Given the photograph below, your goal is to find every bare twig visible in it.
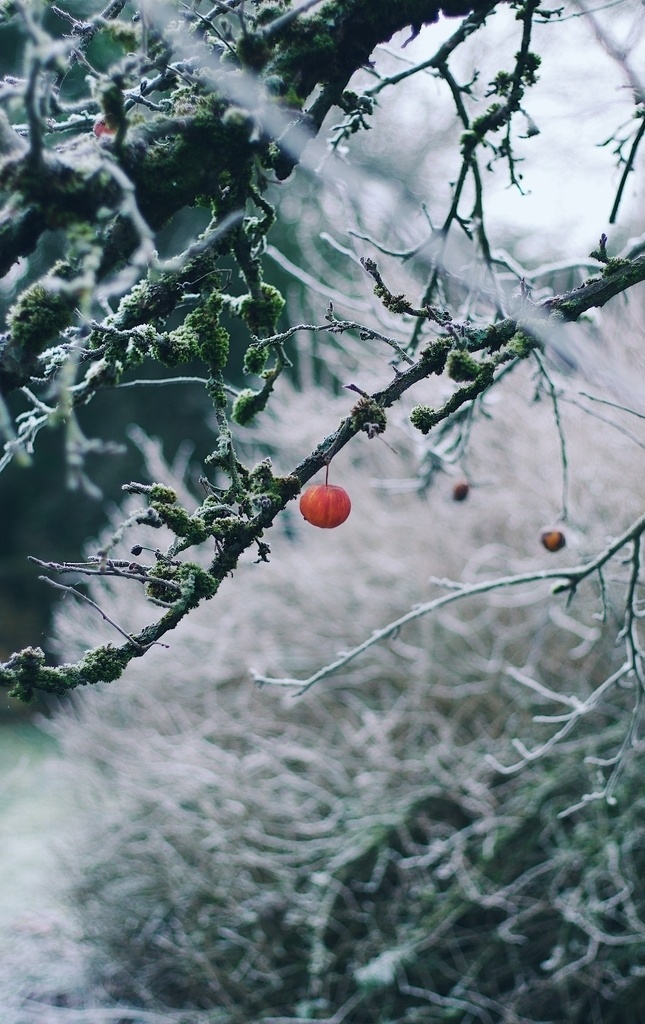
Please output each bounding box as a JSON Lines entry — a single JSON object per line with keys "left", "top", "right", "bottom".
{"left": 254, "top": 510, "right": 645, "bottom": 693}
{"left": 38, "top": 576, "right": 148, "bottom": 650}
{"left": 533, "top": 350, "right": 569, "bottom": 522}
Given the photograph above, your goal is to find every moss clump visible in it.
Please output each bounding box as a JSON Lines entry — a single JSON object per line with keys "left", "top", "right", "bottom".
{"left": 145, "top": 562, "right": 182, "bottom": 603}
{"left": 206, "top": 376, "right": 228, "bottom": 410}
{"left": 145, "top": 561, "right": 219, "bottom": 606}
{"left": 602, "top": 257, "right": 631, "bottom": 275}
{"left": 410, "top": 405, "right": 440, "bottom": 435}
{"left": 90, "top": 322, "right": 156, "bottom": 369}
{"left": 148, "top": 486, "right": 215, "bottom": 544}
{"left": 248, "top": 460, "right": 300, "bottom": 506}
{"left": 273, "top": 474, "right": 301, "bottom": 503}
{"left": 170, "top": 292, "right": 230, "bottom": 372}
{"left": 481, "top": 318, "right": 523, "bottom": 353}
{"left": 151, "top": 329, "right": 197, "bottom": 366}
{"left": 8, "top": 283, "right": 76, "bottom": 356}
{"left": 510, "top": 330, "right": 537, "bottom": 358}
{"left": 267, "top": 11, "right": 338, "bottom": 103}
{"left": 447, "top": 350, "right": 482, "bottom": 383}
{"left": 221, "top": 106, "right": 255, "bottom": 134}
{"left": 198, "top": 327, "right": 229, "bottom": 371}
{"left": 126, "top": 93, "right": 257, "bottom": 227}
{"left": 239, "top": 283, "right": 285, "bottom": 336}
{"left": 351, "top": 397, "right": 387, "bottom": 436}
{"left": 254, "top": 1, "right": 290, "bottom": 27}
{"left": 419, "top": 338, "right": 450, "bottom": 374}
{"left": 243, "top": 343, "right": 270, "bottom": 375}
{"left": 248, "top": 457, "right": 275, "bottom": 492}
{"left": 80, "top": 644, "right": 133, "bottom": 684}
{"left": 149, "top": 485, "right": 178, "bottom": 504}
{"left": 3, "top": 646, "right": 47, "bottom": 702}
{"left": 2, "top": 644, "right": 130, "bottom": 700}
{"left": 232, "top": 387, "right": 268, "bottom": 425}
{"left": 151, "top": 500, "right": 210, "bottom": 544}
{"left": 162, "top": 508, "right": 210, "bottom": 543}
{"left": 177, "top": 562, "right": 218, "bottom": 605}
{"left": 236, "top": 32, "right": 272, "bottom": 71}
{"left": 375, "top": 286, "right": 412, "bottom": 315}
{"left": 246, "top": 458, "right": 298, "bottom": 501}
{"left": 209, "top": 515, "right": 254, "bottom": 546}
{"left": 200, "top": 496, "right": 236, "bottom": 527}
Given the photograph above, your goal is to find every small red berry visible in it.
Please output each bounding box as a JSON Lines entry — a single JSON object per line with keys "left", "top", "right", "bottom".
{"left": 452, "top": 480, "right": 469, "bottom": 502}
{"left": 299, "top": 483, "right": 351, "bottom": 529}
{"left": 541, "top": 529, "right": 566, "bottom": 552}
{"left": 93, "top": 118, "right": 114, "bottom": 138}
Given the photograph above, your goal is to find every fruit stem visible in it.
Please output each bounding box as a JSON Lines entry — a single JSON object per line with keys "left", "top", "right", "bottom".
{"left": 325, "top": 462, "right": 329, "bottom": 486}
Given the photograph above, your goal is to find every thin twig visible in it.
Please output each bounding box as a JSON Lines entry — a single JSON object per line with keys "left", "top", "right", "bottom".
{"left": 255, "top": 317, "right": 415, "bottom": 365}
{"left": 254, "top": 510, "right": 645, "bottom": 693}
{"left": 365, "top": 4, "right": 496, "bottom": 97}
{"left": 578, "top": 389, "right": 645, "bottom": 420}
{"left": 533, "top": 350, "right": 569, "bottom": 521}
{"left": 38, "top": 576, "right": 148, "bottom": 650}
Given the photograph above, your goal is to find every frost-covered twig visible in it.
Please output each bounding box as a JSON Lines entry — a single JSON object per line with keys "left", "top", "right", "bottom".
{"left": 38, "top": 576, "right": 149, "bottom": 651}
{"left": 255, "top": 510, "right": 645, "bottom": 694}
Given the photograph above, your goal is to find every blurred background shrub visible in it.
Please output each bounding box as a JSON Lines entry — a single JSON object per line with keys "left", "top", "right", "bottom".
{"left": 3, "top": 346, "right": 645, "bottom": 1021}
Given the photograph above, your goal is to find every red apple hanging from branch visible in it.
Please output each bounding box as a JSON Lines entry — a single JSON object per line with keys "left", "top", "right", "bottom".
{"left": 299, "top": 464, "right": 351, "bottom": 529}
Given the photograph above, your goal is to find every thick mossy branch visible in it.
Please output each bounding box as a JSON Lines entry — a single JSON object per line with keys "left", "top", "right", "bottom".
{"left": 266, "top": 0, "right": 485, "bottom": 119}
{"left": 0, "top": 0, "right": 630, "bottom": 401}
{"left": 119, "top": 104, "right": 257, "bottom": 229}
{"left": 0, "top": 101, "right": 260, "bottom": 394}
{"left": 543, "top": 255, "right": 645, "bottom": 318}
{"left": 0, "top": 0, "right": 491, "bottom": 285}
{"left": 4, "top": 232, "right": 645, "bottom": 700}
{"left": 410, "top": 364, "right": 495, "bottom": 434}
{"left": 0, "top": 643, "right": 135, "bottom": 704}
